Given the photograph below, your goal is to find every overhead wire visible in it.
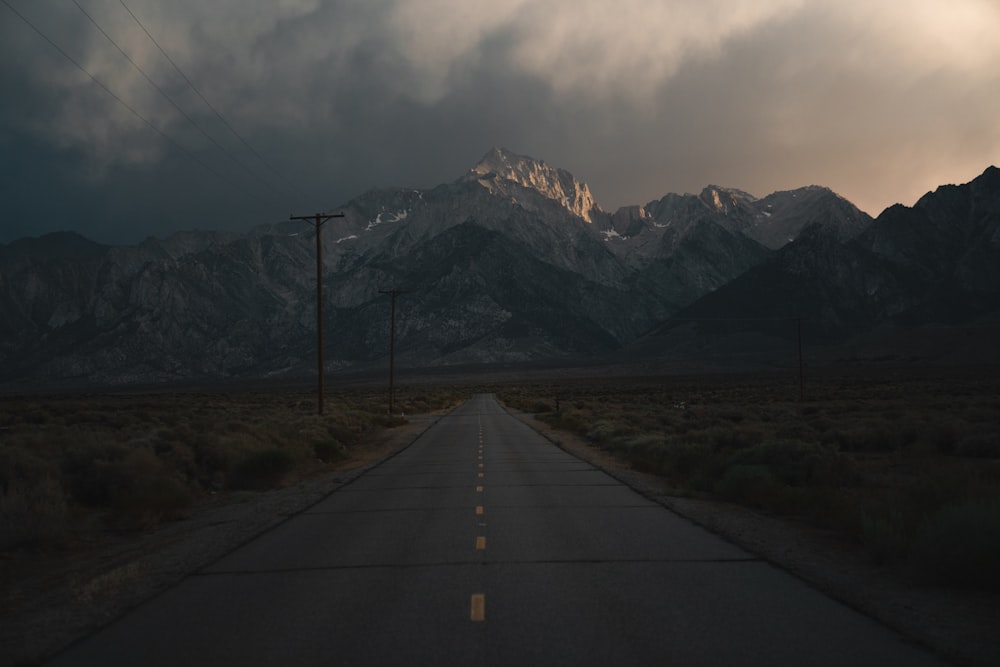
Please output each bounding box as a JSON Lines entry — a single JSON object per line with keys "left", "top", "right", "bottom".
{"left": 0, "top": 0, "right": 282, "bottom": 212}
{"left": 666, "top": 317, "right": 803, "bottom": 322}
{"left": 117, "top": 0, "right": 310, "bottom": 201}
{"left": 70, "top": 0, "right": 289, "bottom": 205}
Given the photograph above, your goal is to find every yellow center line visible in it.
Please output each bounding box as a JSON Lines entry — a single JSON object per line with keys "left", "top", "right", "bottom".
{"left": 475, "top": 536, "right": 486, "bottom": 550}
{"left": 470, "top": 594, "right": 486, "bottom": 622}
{"left": 476, "top": 485, "right": 484, "bottom": 492}
{"left": 475, "top": 505, "right": 484, "bottom": 515}
{"left": 478, "top": 472, "right": 484, "bottom": 478}
{"left": 478, "top": 463, "right": 484, "bottom": 469}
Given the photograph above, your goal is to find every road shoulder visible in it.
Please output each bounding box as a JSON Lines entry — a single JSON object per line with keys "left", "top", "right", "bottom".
{"left": 1, "top": 414, "right": 440, "bottom": 665}
{"left": 505, "top": 406, "right": 1000, "bottom": 667}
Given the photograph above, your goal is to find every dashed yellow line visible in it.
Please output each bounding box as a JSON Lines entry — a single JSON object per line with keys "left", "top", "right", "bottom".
{"left": 472, "top": 415, "right": 487, "bottom": 625}
{"left": 470, "top": 594, "right": 486, "bottom": 622}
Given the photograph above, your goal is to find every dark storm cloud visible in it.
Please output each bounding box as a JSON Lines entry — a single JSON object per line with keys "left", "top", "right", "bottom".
{"left": 2, "top": 0, "right": 998, "bottom": 243}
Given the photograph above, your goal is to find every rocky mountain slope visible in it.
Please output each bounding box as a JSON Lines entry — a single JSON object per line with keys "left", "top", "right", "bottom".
{"left": 630, "top": 166, "right": 1000, "bottom": 366}
{"left": 4, "top": 149, "right": 992, "bottom": 386}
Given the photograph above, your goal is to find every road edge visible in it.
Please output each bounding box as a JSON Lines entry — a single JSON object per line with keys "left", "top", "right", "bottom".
{"left": 500, "top": 402, "right": 998, "bottom": 667}
{"left": 10, "top": 410, "right": 452, "bottom": 666}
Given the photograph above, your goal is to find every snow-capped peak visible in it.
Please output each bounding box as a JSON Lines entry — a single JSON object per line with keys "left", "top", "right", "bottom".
{"left": 463, "top": 147, "right": 602, "bottom": 223}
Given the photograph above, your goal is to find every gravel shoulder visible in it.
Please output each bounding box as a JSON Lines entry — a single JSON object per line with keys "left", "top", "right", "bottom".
{"left": 4, "top": 408, "right": 998, "bottom": 666}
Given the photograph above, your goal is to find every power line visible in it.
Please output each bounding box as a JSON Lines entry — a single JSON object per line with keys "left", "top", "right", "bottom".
{"left": 71, "top": 0, "right": 288, "bottom": 204}
{"left": 666, "top": 316, "right": 802, "bottom": 322}
{"left": 118, "top": 0, "right": 309, "bottom": 200}
{"left": 1, "top": 0, "right": 274, "bottom": 210}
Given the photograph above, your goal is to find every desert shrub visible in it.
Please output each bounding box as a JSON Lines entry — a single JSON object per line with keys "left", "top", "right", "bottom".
{"left": 94, "top": 448, "right": 196, "bottom": 529}
{"left": 806, "top": 489, "right": 864, "bottom": 534}
{"left": 907, "top": 500, "right": 1000, "bottom": 590}
{"left": 119, "top": 447, "right": 162, "bottom": 479}
{"left": 374, "top": 414, "right": 408, "bottom": 428}
{"left": 916, "top": 419, "right": 960, "bottom": 454}
{"left": 191, "top": 435, "right": 234, "bottom": 482}
{"left": 714, "top": 464, "right": 783, "bottom": 507}
{"left": 325, "top": 419, "right": 363, "bottom": 448}
{"left": 717, "top": 408, "right": 749, "bottom": 423}
{"left": 824, "top": 424, "right": 899, "bottom": 452}
{"left": 313, "top": 438, "right": 346, "bottom": 462}
{"left": 0, "top": 445, "right": 53, "bottom": 490}
{"left": 896, "top": 474, "right": 971, "bottom": 521}
{"left": 225, "top": 420, "right": 251, "bottom": 433}
{"left": 955, "top": 433, "right": 1000, "bottom": 459}
{"left": 773, "top": 421, "right": 814, "bottom": 441}
{"left": 587, "top": 420, "right": 630, "bottom": 447}
{"left": 112, "top": 475, "right": 194, "bottom": 529}
{"left": 803, "top": 415, "right": 832, "bottom": 433}
{"left": 705, "top": 426, "right": 764, "bottom": 451}
{"left": 622, "top": 434, "right": 669, "bottom": 473}
{"left": 860, "top": 507, "right": 910, "bottom": 565}
{"left": 530, "top": 400, "right": 553, "bottom": 414}
{"left": 1, "top": 476, "right": 68, "bottom": 549}
{"left": 161, "top": 442, "right": 198, "bottom": 481}
{"left": 544, "top": 409, "right": 589, "bottom": 434}
{"left": 0, "top": 447, "right": 68, "bottom": 548}
{"left": 962, "top": 405, "right": 1000, "bottom": 424}
{"left": 663, "top": 440, "right": 716, "bottom": 480}
{"left": 227, "top": 448, "right": 295, "bottom": 490}
{"left": 64, "top": 449, "right": 132, "bottom": 507}
{"left": 727, "top": 440, "right": 857, "bottom": 487}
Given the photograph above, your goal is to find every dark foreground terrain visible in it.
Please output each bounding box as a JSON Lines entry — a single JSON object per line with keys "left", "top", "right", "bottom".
{"left": 1, "top": 366, "right": 998, "bottom": 664}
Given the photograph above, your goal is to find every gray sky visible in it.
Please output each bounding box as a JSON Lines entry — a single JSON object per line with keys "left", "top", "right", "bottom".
{"left": 2, "top": 0, "right": 998, "bottom": 244}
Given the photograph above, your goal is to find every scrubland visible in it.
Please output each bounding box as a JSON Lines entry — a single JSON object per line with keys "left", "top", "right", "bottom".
{"left": 4, "top": 369, "right": 999, "bottom": 594}
{"left": 497, "top": 369, "right": 1000, "bottom": 591}
{"left": 0, "top": 387, "right": 461, "bottom": 551}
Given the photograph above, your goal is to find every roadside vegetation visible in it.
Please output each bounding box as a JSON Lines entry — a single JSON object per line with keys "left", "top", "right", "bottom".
{"left": 497, "top": 370, "right": 1000, "bottom": 591}
{"left": 0, "top": 386, "right": 461, "bottom": 551}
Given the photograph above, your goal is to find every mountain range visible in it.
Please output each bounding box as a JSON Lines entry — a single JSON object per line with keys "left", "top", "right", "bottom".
{"left": 1, "top": 148, "right": 998, "bottom": 387}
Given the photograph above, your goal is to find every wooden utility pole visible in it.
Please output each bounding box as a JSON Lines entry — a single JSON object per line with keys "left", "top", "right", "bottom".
{"left": 379, "top": 288, "right": 410, "bottom": 415}
{"left": 290, "top": 212, "right": 344, "bottom": 415}
{"left": 796, "top": 317, "right": 804, "bottom": 401}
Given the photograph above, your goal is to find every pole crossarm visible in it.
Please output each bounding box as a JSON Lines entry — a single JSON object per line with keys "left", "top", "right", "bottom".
{"left": 291, "top": 211, "right": 345, "bottom": 416}
{"left": 289, "top": 212, "right": 345, "bottom": 225}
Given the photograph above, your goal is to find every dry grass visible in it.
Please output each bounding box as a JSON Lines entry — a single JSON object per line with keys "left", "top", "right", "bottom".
{"left": 0, "top": 386, "right": 461, "bottom": 551}
{"left": 497, "top": 369, "right": 1000, "bottom": 590}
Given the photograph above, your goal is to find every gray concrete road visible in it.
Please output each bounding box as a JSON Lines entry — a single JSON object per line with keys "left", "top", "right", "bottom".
{"left": 49, "top": 394, "right": 948, "bottom": 666}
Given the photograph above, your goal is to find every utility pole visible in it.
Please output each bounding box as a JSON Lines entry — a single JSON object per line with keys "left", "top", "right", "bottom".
{"left": 379, "top": 288, "right": 410, "bottom": 415}
{"left": 290, "top": 211, "right": 344, "bottom": 415}
{"left": 796, "top": 317, "right": 804, "bottom": 401}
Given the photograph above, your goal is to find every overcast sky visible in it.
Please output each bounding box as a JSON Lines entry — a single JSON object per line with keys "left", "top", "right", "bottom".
{"left": 2, "top": 0, "right": 998, "bottom": 244}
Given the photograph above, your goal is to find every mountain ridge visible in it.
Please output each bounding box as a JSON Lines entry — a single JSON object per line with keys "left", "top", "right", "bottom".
{"left": 1, "top": 153, "right": 996, "bottom": 386}
{"left": 626, "top": 164, "right": 1000, "bottom": 367}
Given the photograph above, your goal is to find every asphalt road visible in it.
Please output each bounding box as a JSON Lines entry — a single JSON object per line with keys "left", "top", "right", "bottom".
{"left": 50, "top": 394, "right": 947, "bottom": 666}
